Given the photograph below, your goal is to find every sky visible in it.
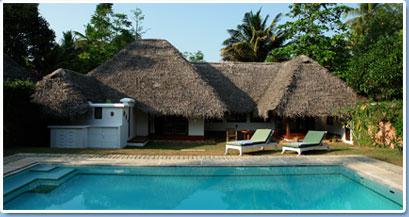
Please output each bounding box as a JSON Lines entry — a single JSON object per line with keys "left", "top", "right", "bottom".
{"left": 38, "top": 3, "right": 355, "bottom": 62}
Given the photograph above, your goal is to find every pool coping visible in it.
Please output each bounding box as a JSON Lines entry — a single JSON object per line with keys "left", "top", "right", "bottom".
{"left": 3, "top": 153, "right": 403, "bottom": 191}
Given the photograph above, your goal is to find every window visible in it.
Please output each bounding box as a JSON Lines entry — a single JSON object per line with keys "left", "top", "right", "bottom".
{"left": 110, "top": 111, "right": 115, "bottom": 117}
{"left": 94, "top": 107, "right": 102, "bottom": 119}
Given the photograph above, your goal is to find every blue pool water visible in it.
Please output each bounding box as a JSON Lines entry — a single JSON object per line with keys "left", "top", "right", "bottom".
{"left": 3, "top": 165, "right": 403, "bottom": 210}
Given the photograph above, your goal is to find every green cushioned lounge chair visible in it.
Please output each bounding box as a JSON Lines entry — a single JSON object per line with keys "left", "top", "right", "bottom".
{"left": 281, "top": 130, "right": 329, "bottom": 155}
{"left": 225, "top": 129, "right": 277, "bottom": 156}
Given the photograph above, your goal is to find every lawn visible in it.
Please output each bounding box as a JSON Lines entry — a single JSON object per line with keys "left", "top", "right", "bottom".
{"left": 4, "top": 140, "right": 403, "bottom": 166}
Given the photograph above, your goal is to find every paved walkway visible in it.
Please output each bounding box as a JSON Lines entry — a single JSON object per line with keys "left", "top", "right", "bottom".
{"left": 3, "top": 153, "right": 403, "bottom": 191}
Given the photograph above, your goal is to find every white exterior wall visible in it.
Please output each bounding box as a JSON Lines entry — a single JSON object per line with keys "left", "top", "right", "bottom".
{"left": 135, "top": 110, "right": 149, "bottom": 136}
{"left": 341, "top": 126, "right": 353, "bottom": 144}
{"left": 119, "top": 124, "right": 128, "bottom": 147}
{"left": 128, "top": 107, "right": 136, "bottom": 139}
{"left": 50, "top": 100, "right": 135, "bottom": 149}
{"left": 85, "top": 107, "right": 124, "bottom": 126}
{"left": 87, "top": 126, "right": 121, "bottom": 148}
{"left": 49, "top": 126, "right": 88, "bottom": 148}
{"left": 188, "top": 119, "right": 204, "bottom": 136}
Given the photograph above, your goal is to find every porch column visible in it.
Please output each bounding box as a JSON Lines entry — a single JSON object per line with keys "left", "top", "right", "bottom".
{"left": 188, "top": 118, "right": 204, "bottom": 136}
{"left": 284, "top": 118, "right": 291, "bottom": 138}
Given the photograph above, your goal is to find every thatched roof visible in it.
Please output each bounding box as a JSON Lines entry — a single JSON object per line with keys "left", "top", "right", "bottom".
{"left": 32, "top": 68, "right": 119, "bottom": 120}
{"left": 33, "top": 39, "right": 357, "bottom": 119}
{"left": 195, "top": 55, "right": 357, "bottom": 118}
{"left": 3, "top": 55, "right": 36, "bottom": 82}
{"left": 194, "top": 62, "right": 281, "bottom": 114}
{"left": 258, "top": 55, "right": 357, "bottom": 118}
{"left": 88, "top": 39, "right": 226, "bottom": 118}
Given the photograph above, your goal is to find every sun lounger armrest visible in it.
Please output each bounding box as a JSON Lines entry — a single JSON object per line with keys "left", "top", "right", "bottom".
{"left": 284, "top": 142, "right": 303, "bottom": 148}
{"left": 227, "top": 140, "right": 253, "bottom": 146}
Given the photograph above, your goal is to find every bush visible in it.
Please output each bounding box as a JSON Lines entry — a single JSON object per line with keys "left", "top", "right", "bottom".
{"left": 4, "top": 80, "right": 49, "bottom": 147}
{"left": 340, "top": 31, "right": 403, "bottom": 100}
{"left": 339, "top": 100, "right": 403, "bottom": 150}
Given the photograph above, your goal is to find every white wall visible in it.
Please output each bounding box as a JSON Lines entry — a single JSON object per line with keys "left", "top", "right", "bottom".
{"left": 119, "top": 124, "right": 128, "bottom": 147}
{"left": 135, "top": 109, "right": 149, "bottom": 136}
{"left": 341, "top": 126, "right": 353, "bottom": 144}
{"left": 85, "top": 107, "right": 124, "bottom": 126}
{"left": 49, "top": 127, "right": 88, "bottom": 148}
{"left": 129, "top": 107, "right": 136, "bottom": 138}
{"left": 188, "top": 118, "right": 204, "bottom": 136}
{"left": 87, "top": 126, "right": 121, "bottom": 148}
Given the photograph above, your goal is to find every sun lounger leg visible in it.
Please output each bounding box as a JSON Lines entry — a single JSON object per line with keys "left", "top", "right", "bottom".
{"left": 224, "top": 148, "right": 228, "bottom": 155}
{"left": 239, "top": 148, "right": 243, "bottom": 156}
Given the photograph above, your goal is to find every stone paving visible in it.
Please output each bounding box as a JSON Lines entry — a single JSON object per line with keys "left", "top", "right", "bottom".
{"left": 3, "top": 153, "right": 404, "bottom": 191}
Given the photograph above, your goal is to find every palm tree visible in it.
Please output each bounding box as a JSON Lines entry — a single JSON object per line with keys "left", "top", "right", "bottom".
{"left": 221, "top": 9, "right": 285, "bottom": 62}
{"left": 347, "top": 3, "right": 381, "bottom": 36}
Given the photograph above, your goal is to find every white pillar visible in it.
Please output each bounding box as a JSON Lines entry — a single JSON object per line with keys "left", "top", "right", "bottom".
{"left": 188, "top": 118, "right": 204, "bottom": 136}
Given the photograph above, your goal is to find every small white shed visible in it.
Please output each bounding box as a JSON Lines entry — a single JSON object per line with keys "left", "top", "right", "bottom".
{"left": 49, "top": 98, "right": 136, "bottom": 148}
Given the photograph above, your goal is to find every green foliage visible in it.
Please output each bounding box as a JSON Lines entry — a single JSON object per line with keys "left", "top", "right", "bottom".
{"left": 72, "top": 4, "right": 132, "bottom": 73}
{"left": 339, "top": 100, "right": 403, "bottom": 149}
{"left": 339, "top": 4, "right": 403, "bottom": 100}
{"left": 4, "top": 80, "right": 48, "bottom": 147}
{"left": 131, "top": 8, "right": 147, "bottom": 40}
{"left": 52, "top": 31, "right": 83, "bottom": 72}
{"left": 269, "top": 3, "right": 351, "bottom": 71}
{"left": 221, "top": 9, "right": 285, "bottom": 62}
{"left": 339, "top": 31, "right": 403, "bottom": 100}
{"left": 59, "top": 4, "right": 146, "bottom": 73}
{"left": 183, "top": 51, "right": 204, "bottom": 62}
{"left": 4, "top": 79, "right": 35, "bottom": 90}
{"left": 4, "top": 3, "right": 57, "bottom": 76}
{"left": 346, "top": 3, "right": 381, "bottom": 41}
{"left": 348, "top": 4, "right": 403, "bottom": 46}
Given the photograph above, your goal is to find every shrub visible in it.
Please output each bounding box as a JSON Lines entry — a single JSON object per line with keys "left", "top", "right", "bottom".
{"left": 339, "top": 100, "right": 403, "bottom": 150}
{"left": 4, "top": 79, "right": 48, "bottom": 147}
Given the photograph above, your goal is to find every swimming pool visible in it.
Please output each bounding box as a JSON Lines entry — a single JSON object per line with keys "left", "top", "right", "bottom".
{"left": 3, "top": 164, "right": 403, "bottom": 210}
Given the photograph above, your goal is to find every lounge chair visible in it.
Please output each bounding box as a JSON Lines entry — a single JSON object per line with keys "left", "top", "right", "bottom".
{"left": 281, "top": 130, "right": 329, "bottom": 155}
{"left": 225, "top": 129, "right": 277, "bottom": 156}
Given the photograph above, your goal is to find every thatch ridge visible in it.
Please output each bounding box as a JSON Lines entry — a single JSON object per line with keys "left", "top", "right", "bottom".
{"left": 256, "top": 56, "right": 306, "bottom": 118}
{"left": 272, "top": 55, "right": 358, "bottom": 117}
{"left": 88, "top": 39, "right": 227, "bottom": 118}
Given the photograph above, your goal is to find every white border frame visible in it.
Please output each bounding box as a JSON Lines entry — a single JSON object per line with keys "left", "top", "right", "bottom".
{"left": 0, "top": 0, "right": 406, "bottom": 214}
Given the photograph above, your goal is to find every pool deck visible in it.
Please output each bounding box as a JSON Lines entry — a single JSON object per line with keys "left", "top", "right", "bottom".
{"left": 3, "top": 153, "right": 404, "bottom": 191}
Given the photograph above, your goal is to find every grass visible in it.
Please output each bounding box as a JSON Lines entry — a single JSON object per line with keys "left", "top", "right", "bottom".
{"left": 4, "top": 140, "right": 403, "bottom": 166}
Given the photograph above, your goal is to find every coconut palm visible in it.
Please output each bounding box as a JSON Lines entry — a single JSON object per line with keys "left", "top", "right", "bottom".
{"left": 347, "top": 3, "right": 381, "bottom": 36}
{"left": 221, "top": 9, "right": 285, "bottom": 62}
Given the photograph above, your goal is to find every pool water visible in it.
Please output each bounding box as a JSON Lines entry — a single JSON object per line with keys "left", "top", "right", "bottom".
{"left": 3, "top": 165, "right": 403, "bottom": 210}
